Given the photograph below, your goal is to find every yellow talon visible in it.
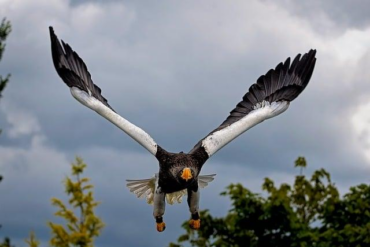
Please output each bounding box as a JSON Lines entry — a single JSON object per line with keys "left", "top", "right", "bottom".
{"left": 189, "top": 219, "right": 201, "bottom": 230}
{"left": 156, "top": 222, "right": 166, "bottom": 232}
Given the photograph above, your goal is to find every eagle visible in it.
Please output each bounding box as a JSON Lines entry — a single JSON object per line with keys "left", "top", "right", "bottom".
{"left": 49, "top": 27, "right": 316, "bottom": 232}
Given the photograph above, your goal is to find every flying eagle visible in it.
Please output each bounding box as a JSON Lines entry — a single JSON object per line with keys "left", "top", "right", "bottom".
{"left": 49, "top": 27, "right": 316, "bottom": 232}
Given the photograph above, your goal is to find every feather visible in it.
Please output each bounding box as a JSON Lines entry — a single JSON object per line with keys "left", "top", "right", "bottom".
{"left": 198, "top": 174, "right": 216, "bottom": 188}
{"left": 50, "top": 27, "right": 158, "bottom": 156}
{"left": 126, "top": 175, "right": 157, "bottom": 204}
{"left": 50, "top": 27, "right": 114, "bottom": 111}
{"left": 125, "top": 173, "right": 216, "bottom": 205}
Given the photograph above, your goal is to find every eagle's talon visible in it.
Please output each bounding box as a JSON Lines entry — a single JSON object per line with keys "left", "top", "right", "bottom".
{"left": 156, "top": 222, "right": 166, "bottom": 232}
{"left": 189, "top": 219, "right": 201, "bottom": 230}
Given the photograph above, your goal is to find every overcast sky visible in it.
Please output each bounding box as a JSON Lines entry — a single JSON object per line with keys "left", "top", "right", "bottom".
{"left": 1, "top": 0, "right": 370, "bottom": 246}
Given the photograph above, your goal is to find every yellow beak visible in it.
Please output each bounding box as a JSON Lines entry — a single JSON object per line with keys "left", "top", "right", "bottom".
{"left": 181, "top": 168, "right": 193, "bottom": 181}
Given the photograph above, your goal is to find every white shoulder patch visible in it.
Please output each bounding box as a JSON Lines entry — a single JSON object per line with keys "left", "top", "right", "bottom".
{"left": 70, "top": 87, "right": 158, "bottom": 156}
{"left": 202, "top": 101, "right": 289, "bottom": 157}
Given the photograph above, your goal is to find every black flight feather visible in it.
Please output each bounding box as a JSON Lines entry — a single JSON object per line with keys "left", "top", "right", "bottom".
{"left": 49, "top": 26, "right": 114, "bottom": 111}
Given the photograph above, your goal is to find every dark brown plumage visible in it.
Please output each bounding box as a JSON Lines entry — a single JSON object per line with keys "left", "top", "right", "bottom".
{"left": 155, "top": 146, "right": 208, "bottom": 193}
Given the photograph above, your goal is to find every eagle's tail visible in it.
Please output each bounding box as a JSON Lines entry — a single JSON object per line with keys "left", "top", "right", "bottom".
{"left": 126, "top": 174, "right": 216, "bottom": 205}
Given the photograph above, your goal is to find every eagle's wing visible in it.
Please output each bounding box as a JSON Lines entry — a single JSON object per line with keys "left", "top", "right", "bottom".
{"left": 49, "top": 27, "right": 158, "bottom": 156}
{"left": 189, "top": 50, "right": 316, "bottom": 158}
{"left": 126, "top": 174, "right": 216, "bottom": 205}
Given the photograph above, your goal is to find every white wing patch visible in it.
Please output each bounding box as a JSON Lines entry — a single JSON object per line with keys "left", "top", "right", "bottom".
{"left": 70, "top": 87, "right": 158, "bottom": 156}
{"left": 202, "top": 101, "right": 289, "bottom": 157}
{"left": 126, "top": 174, "right": 216, "bottom": 205}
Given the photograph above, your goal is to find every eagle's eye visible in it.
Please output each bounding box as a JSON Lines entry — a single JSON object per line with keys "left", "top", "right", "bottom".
{"left": 180, "top": 168, "right": 193, "bottom": 181}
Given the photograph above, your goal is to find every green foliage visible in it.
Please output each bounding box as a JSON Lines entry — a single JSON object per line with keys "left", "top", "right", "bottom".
{"left": 0, "top": 18, "right": 11, "bottom": 99}
{"left": 0, "top": 18, "right": 12, "bottom": 245}
{"left": 295, "top": 156, "right": 306, "bottom": 175}
{"left": 320, "top": 184, "right": 370, "bottom": 246}
{"left": 170, "top": 157, "right": 370, "bottom": 247}
{"left": 25, "top": 157, "right": 104, "bottom": 247}
{"left": 25, "top": 232, "right": 39, "bottom": 247}
{"left": 0, "top": 237, "right": 14, "bottom": 247}
{"left": 49, "top": 157, "right": 104, "bottom": 247}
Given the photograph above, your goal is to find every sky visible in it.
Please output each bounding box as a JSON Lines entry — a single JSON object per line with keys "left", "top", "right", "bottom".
{"left": 1, "top": 0, "right": 370, "bottom": 246}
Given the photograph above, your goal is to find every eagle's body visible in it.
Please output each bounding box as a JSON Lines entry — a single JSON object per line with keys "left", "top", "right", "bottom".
{"left": 49, "top": 26, "right": 317, "bottom": 232}
{"left": 155, "top": 146, "right": 208, "bottom": 193}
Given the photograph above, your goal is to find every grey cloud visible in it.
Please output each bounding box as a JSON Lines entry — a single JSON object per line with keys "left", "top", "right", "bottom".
{"left": 264, "top": 0, "right": 370, "bottom": 32}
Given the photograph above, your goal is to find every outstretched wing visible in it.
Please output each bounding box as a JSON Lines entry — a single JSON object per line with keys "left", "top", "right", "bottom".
{"left": 189, "top": 50, "right": 316, "bottom": 158}
{"left": 49, "top": 27, "right": 158, "bottom": 156}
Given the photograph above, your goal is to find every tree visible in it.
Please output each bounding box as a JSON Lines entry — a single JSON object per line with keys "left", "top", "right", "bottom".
{"left": 170, "top": 157, "right": 370, "bottom": 247}
{"left": 0, "top": 17, "right": 11, "bottom": 247}
{"left": 26, "top": 157, "right": 105, "bottom": 247}
{"left": 0, "top": 238, "right": 14, "bottom": 247}
{"left": 0, "top": 18, "right": 11, "bottom": 99}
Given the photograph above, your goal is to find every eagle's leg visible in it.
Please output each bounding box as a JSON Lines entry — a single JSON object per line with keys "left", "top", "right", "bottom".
{"left": 153, "top": 186, "right": 166, "bottom": 232}
{"left": 187, "top": 186, "right": 201, "bottom": 230}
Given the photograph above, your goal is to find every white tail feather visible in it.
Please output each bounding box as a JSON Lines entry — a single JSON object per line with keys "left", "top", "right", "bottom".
{"left": 126, "top": 174, "right": 216, "bottom": 205}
